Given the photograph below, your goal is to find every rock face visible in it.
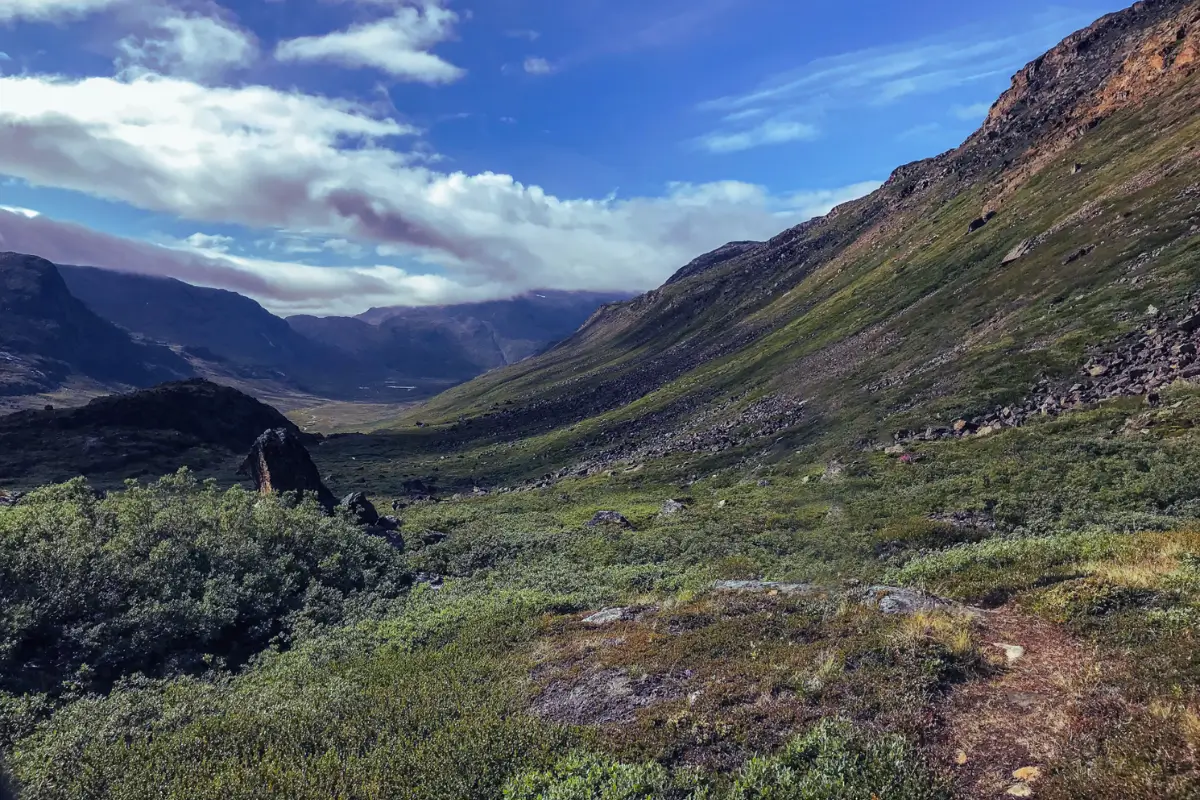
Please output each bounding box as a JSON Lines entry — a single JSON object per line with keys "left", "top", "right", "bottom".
{"left": 239, "top": 428, "right": 336, "bottom": 509}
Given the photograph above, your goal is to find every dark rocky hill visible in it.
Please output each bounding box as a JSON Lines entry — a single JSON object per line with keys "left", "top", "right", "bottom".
{"left": 0, "top": 379, "right": 301, "bottom": 488}
{"left": 0, "top": 253, "right": 191, "bottom": 396}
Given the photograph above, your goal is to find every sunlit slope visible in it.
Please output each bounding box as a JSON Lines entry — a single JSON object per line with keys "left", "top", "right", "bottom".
{"left": 348, "top": 0, "right": 1200, "bottom": 485}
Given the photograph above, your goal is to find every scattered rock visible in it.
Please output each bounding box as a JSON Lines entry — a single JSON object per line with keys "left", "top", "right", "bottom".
{"left": 375, "top": 515, "right": 402, "bottom": 531}
{"left": 1072, "top": 162, "right": 1085, "bottom": 175}
{"left": 884, "top": 444, "right": 907, "bottom": 455}
{"left": 0, "top": 491, "right": 24, "bottom": 508}
{"left": 582, "top": 608, "right": 633, "bottom": 626}
{"left": 1013, "top": 766, "right": 1042, "bottom": 782}
{"left": 587, "top": 510, "right": 634, "bottom": 529}
{"left": 967, "top": 217, "right": 989, "bottom": 234}
{"left": 239, "top": 428, "right": 336, "bottom": 510}
{"left": 660, "top": 499, "right": 689, "bottom": 515}
{"left": 1005, "top": 784, "right": 1034, "bottom": 798}
{"left": 994, "top": 643, "right": 1027, "bottom": 664}
{"left": 861, "top": 586, "right": 973, "bottom": 616}
{"left": 339, "top": 492, "right": 380, "bottom": 526}
{"left": 421, "top": 530, "right": 449, "bottom": 546}
{"left": 1002, "top": 239, "right": 1034, "bottom": 264}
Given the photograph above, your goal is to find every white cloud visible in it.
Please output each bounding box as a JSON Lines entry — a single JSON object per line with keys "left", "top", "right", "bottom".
{"left": 275, "top": 2, "right": 464, "bottom": 83}
{"left": 522, "top": 57, "right": 555, "bottom": 75}
{"left": 184, "top": 232, "right": 234, "bottom": 252}
{"left": 776, "top": 181, "right": 882, "bottom": 220}
{"left": 0, "top": 0, "right": 123, "bottom": 23}
{"left": 116, "top": 12, "right": 258, "bottom": 81}
{"left": 0, "top": 205, "right": 40, "bottom": 218}
{"left": 0, "top": 73, "right": 881, "bottom": 312}
{"left": 505, "top": 29, "right": 540, "bottom": 42}
{"left": 697, "top": 119, "right": 817, "bottom": 153}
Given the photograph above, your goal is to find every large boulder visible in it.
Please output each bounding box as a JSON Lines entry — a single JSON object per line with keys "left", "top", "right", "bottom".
{"left": 339, "top": 492, "right": 380, "bottom": 526}
{"left": 586, "top": 510, "right": 634, "bottom": 529}
{"left": 239, "top": 428, "right": 336, "bottom": 510}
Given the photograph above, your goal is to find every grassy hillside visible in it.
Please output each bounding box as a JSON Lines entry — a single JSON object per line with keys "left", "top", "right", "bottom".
{"left": 4, "top": 3, "right": 1200, "bottom": 799}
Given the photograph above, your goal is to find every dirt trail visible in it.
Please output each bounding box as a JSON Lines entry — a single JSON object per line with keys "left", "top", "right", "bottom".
{"left": 935, "top": 606, "right": 1094, "bottom": 798}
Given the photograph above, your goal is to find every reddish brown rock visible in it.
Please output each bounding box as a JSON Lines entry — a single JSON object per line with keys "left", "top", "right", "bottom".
{"left": 239, "top": 428, "right": 336, "bottom": 510}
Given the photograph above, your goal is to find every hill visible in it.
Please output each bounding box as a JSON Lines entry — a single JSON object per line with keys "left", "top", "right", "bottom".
{"left": 0, "top": 378, "right": 300, "bottom": 488}
{"left": 0, "top": 253, "right": 191, "bottom": 396}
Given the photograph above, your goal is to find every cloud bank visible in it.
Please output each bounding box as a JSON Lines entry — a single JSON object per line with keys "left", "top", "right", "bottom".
{"left": 0, "top": 72, "right": 879, "bottom": 314}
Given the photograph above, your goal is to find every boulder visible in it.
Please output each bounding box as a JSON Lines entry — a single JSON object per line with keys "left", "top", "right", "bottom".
{"left": 587, "top": 510, "right": 634, "bottom": 529}
{"left": 339, "top": 492, "right": 380, "bottom": 526}
{"left": 582, "top": 607, "right": 634, "bottom": 626}
{"left": 861, "top": 585, "right": 973, "bottom": 616}
{"left": 0, "top": 491, "right": 24, "bottom": 508}
{"left": 239, "top": 428, "right": 336, "bottom": 510}
{"left": 376, "top": 515, "right": 402, "bottom": 531}
{"left": 660, "top": 499, "right": 688, "bottom": 515}
{"left": 364, "top": 525, "right": 404, "bottom": 551}
{"left": 1002, "top": 239, "right": 1034, "bottom": 265}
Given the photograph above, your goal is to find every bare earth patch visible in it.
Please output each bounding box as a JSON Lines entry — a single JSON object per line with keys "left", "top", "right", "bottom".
{"left": 934, "top": 605, "right": 1093, "bottom": 798}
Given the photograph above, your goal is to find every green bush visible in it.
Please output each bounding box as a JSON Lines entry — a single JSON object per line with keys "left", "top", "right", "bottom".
{"left": 503, "top": 721, "right": 946, "bottom": 800}
{"left": 0, "top": 471, "right": 410, "bottom": 695}
{"left": 503, "top": 752, "right": 710, "bottom": 800}
{"left": 727, "top": 720, "right": 949, "bottom": 800}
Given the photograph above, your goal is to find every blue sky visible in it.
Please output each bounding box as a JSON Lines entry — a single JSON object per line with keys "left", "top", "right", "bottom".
{"left": 0, "top": 0, "right": 1121, "bottom": 315}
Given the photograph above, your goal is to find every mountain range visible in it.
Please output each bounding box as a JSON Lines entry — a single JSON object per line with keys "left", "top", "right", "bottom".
{"left": 0, "top": 259, "right": 631, "bottom": 407}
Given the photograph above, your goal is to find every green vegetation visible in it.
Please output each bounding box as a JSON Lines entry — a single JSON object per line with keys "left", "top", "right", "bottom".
{"left": 0, "top": 471, "right": 410, "bottom": 696}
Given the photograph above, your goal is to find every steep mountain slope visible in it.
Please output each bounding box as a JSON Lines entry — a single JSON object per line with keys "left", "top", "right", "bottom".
{"left": 290, "top": 290, "right": 634, "bottom": 379}
{"left": 0, "top": 253, "right": 191, "bottom": 396}
{"left": 59, "top": 266, "right": 369, "bottom": 398}
{"left": 339, "top": 0, "right": 1200, "bottom": 486}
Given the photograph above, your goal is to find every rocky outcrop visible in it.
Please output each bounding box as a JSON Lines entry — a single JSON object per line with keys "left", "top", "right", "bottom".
{"left": 586, "top": 510, "right": 634, "bottom": 529}
{"left": 239, "top": 428, "right": 336, "bottom": 509}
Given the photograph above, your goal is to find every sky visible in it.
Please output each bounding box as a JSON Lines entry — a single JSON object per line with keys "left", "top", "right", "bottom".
{"left": 0, "top": 0, "right": 1123, "bottom": 316}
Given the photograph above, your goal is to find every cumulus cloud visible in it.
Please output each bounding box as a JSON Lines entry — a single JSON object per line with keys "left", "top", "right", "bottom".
{"left": 0, "top": 73, "right": 882, "bottom": 313}
{"left": 116, "top": 11, "right": 258, "bottom": 81}
{"left": 522, "top": 57, "right": 555, "bottom": 75}
{"left": 0, "top": 0, "right": 123, "bottom": 23}
{"left": 275, "top": 1, "right": 464, "bottom": 83}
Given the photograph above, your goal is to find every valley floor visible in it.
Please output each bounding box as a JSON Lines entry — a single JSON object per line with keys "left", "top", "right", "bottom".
{"left": 4, "top": 385, "right": 1200, "bottom": 798}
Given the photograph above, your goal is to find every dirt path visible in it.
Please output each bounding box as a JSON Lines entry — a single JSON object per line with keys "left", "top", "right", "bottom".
{"left": 935, "top": 606, "right": 1095, "bottom": 798}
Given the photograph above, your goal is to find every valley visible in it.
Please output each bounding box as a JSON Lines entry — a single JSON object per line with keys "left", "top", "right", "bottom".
{"left": 2, "top": 1, "right": 1200, "bottom": 798}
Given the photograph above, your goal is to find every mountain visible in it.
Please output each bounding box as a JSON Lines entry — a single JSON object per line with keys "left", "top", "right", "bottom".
{"left": 350, "top": 0, "right": 1200, "bottom": 481}
{"left": 57, "top": 266, "right": 633, "bottom": 400}
{"left": 0, "top": 378, "right": 300, "bottom": 488}
{"left": 58, "top": 266, "right": 368, "bottom": 398}
{"left": 0, "top": 253, "right": 191, "bottom": 397}
{"left": 290, "top": 290, "right": 635, "bottom": 380}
